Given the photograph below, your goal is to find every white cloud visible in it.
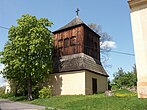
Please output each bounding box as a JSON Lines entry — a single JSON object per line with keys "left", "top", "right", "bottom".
{"left": 100, "top": 41, "right": 117, "bottom": 49}
{"left": 0, "top": 64, "right": 6, "bottom": 87}
{"left": 0, "top": 78, "right": 6, "bottom": 87}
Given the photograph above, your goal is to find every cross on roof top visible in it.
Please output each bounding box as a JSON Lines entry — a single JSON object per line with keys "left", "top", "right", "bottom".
{"left": 76, "top": 8, "right": 80, "bottom": 16}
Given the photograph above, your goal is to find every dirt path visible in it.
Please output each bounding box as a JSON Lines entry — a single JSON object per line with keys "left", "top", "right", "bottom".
{"left": 0, "top": 99, "right": 45, "bottom": 110}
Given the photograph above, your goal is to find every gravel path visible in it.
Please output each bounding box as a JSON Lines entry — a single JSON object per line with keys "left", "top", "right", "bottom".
{"left": 0, "top": 99, "right": 45, "bottom": 110}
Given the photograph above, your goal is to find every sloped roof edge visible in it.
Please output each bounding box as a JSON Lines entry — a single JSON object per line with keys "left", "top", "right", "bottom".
{"left": 53, "top": 16, "right": 101, "bottom": 38}
{"left": 53, "top": 53, "right": 108, "bottom": 77}
{"left": 53, "top": 16, "right": 85, "bottom": 33}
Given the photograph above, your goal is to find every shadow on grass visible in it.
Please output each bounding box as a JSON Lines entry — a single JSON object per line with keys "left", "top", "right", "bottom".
{"left": 8, "top": 96, "right": 27, "bottom": 101}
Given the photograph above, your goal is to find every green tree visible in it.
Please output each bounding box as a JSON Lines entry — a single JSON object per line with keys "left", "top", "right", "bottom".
{"left": 112, "top": 66, "right": 137, "bottom": 89}
{"left": 0, "top": 14, "right": 54, "bottom": 100}
{"left": 112, "top": 68, "right": 125, "bottom": 88}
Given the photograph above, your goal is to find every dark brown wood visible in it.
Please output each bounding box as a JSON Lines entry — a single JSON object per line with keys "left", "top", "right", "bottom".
{"left": 53, "top": 24, "right": 100, "bottom": 61}
{"left": 83, "top": 25, "right": 100, "bottom": 60}
{"left": 53, "top": 25, "right": 84, "bottom": 57}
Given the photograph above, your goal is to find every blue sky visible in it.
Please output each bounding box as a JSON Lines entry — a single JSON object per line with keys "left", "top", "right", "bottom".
{"left": 0, "top": 0, "right": 135, "bottom": 86}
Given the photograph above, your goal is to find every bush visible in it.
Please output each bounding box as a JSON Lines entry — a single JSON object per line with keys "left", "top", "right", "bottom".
{"left": 0, "top": 87, "right": 5, "bottom": 96}
{"left": 111, "top": 84, "right": 119, "bottom": 90}
{"left": 39, "top": 87, "right": 52, "bottom": 98}
{"left": 1, "top": 92, "right": 14, "bottom": 98}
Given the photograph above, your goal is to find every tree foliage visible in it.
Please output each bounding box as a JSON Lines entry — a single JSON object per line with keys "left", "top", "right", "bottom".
{"left": 112, "top": 65, "right": 137, "bottom": 89}
{"left": 0, "top": 14, "right": 54, "bottom": 100}
{"left": 88, "top": 23, "right": 114, "bottom": 67}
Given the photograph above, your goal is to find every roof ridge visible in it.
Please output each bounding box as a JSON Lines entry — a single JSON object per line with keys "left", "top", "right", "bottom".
{"left": 53, "top": 17, "right": 85, "bottom": 33}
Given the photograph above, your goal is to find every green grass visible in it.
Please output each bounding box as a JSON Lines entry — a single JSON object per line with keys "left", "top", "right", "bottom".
{"left": 0, "top": 93, "right": 27, "bottom": 101}
{"left": 1, "top": 89, "right": 147, "bottom": 110}
{"left": 29, "top": 89, "right": 147, "bottom": 110}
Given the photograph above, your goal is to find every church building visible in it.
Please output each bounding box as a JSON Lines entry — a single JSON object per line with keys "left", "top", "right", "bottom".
{"left": 128, "top": 0, "right": 147, "bottom": 98}
{"left": 49, "top": 13, "right": 108, "bottom": 95}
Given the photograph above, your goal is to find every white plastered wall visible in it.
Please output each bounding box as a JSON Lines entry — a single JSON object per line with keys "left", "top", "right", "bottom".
{"left": 5, "top": 80, "right": 11, "bottom": 93}
{"left": 49, "top": 70, "right": 108, "bottom": 95}
{"left": 49, "top": 70, "right": 86, "bottom": 95}
{"left": 85, "top": 70, "right": 108, "bottom": 94}
{"left": 130, "top": 2, "right": 147, "bottom": 98}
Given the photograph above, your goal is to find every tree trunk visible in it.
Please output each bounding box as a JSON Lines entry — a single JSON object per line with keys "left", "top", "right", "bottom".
{"left": 14, "top": 86, "right": 18, "bottom": 96}
{"left": 27, "top": 77, "right": 33, "bottom": 100}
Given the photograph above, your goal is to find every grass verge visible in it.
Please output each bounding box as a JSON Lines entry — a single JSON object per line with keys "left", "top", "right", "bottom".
{"left": 1, "top": 89, "right": 147, "bottom": 110}
{"left": 30, "top": 89, "right": 147, "bottom": 110}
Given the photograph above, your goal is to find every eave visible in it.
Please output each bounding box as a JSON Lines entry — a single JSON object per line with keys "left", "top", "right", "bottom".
{"left": 128, "top": 0, "right": 147, "bottom": 9}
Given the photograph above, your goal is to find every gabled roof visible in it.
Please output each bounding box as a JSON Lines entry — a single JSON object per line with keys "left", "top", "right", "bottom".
{"left": 53, "top": 16, "right": 85, "bottom": 33}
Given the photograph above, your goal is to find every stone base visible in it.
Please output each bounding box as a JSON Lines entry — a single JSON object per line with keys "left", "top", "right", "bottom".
{"left": 137, "top": 82, "right": 147, "bottom": 98}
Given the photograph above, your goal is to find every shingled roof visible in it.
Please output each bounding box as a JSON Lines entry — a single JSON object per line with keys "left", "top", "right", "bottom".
{"left": 53, "top": 16, "right": 85, "bottom": 33}
{"left": 53, "top": 53, "right": 108, "bottom": 77}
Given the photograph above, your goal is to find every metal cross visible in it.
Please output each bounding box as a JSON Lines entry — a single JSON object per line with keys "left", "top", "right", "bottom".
{"left": 76, "top": 8, "right": 80, "bottom": 16}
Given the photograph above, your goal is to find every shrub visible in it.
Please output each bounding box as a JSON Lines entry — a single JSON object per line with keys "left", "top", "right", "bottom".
{"left": 39, "top": 87, "right": 52, "bottom": 98}
{"left": 1, "top": 92, "right": 14, "bottom": 98}
{"left": 0, "top": 87, "right": 5, "bottom": 98}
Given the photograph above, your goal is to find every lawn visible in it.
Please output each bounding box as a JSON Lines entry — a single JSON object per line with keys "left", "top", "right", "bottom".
{"left": 29, "top": 89, "right": 147, "bottom": 110}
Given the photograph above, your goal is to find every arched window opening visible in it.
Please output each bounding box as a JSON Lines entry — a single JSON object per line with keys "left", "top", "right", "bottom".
{"left": 64, "top": 38, "right": 69, "bottom": 48}
{"left": 70, "top": 36, "right": 76, "bottom": 46}
{"left": 58, "top": 39, "right": 63, "bottom": 48}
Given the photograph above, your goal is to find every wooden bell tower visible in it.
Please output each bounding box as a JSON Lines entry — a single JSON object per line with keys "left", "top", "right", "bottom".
{"left": 53, "top": 16, "right": 103, "bottom": 72}
{"left": 50, "top": 12, "right": 108, "bottom": 95}
{"left": 53, "top": 16, "right": 100, "bottom": 60}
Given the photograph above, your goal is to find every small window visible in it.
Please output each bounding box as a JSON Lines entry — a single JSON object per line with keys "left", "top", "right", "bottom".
{"left": 70, "top": 36, "right": 76, "bottom": 46}
{"left": 64, "top": 38, "right": 69, "bottom": 48}
{"left": 58, "top": 39, "right": 63, "bottom": 48}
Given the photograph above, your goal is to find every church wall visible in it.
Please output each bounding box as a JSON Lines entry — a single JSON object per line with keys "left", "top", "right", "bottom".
{"left": 5, "top": 80, "right": 11, "bottom": 93}
{"left": 49, "top": 70, "right": 86, "bottom": 95}
{"left": 129, "top": 1, "right": 147, "bottom": 98}
{"left": 85, "top": 70, "right": 108, "bottom": 94}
